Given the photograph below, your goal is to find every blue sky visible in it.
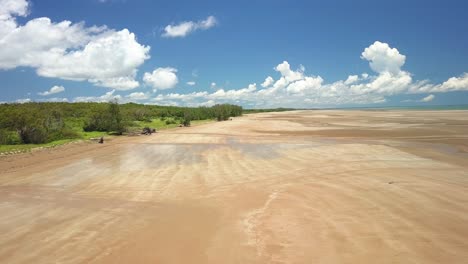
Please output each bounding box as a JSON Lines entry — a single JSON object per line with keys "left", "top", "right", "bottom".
{"left": 0, "top": 0, "right": 467, "bottom": 108}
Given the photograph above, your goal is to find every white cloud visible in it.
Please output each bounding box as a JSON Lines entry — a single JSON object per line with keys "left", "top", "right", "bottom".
{"left": 257, "top": 61, "right": 307, "bottom": 96}
{"left": 406, "top": 73, "right": 468, "bottom": 94}
{"left": 6, "top": 38, "right": 468, "bottom": 107}
{"left": 151, "top": 91, "right": 208, "bottom": 104}
{"left": 344, "top": 75, "right": 359, "bottom": 85}
{"left": 162, "top": 16, "right": 217, "bottom": 38}
{"left": 141, "top": 40, "right": 467, "bottom": 108}
{"left": 361, "top": 41, "right": 406, "bottom": 74}
{"left": 272, "top": 77, "right": 288, "bottom": 90}
{"left": 275, "top": 61, "right": 304, "bottom": 83}
{"left": 261, "top": 76, "right": 274, "bottom": 87}
{"left": 0, "top": 0, "right": 28, "bottom": 20}
{"left": 402, "top": 94, "right": 436, "bottom": 103}
{"left": 143, "top": 67, "right": 178, "bottom": 90}
{"left": 15, "top": 98, "right": 31, "bottom": 103}
{"left": 209, "top": 83, "right": 257, "bottom": 100}
{"left": 199, "top": 100, "right": 215, "bottom": 107}
{"left": 38, "top": 85, "right": 65, "bottom": 96}
{"left": 286, "top": 76, "right": 323, "bottom": 95}
{"left": 91, "top": 76, "right": 140, "bottom": 90}
{"left": 440, "top": 73, "right": 468, "bottom": 90}
{"left": 0, "top": 0, "right": 150, "bottom": 90}
{"left": 73, "top": 89, "right": 122, "bottom": 102}
{"left": 42, "top": 97, "right": 68, "bottom": 102}
{"left": 421, "top": 94, "right": 435, "bottom": 102}
{"left": 350, "top": 71, "right": 412, "bottom": 95}
{"left": 186, "top": 81, "right": 196, "bottom": 86}
{"left": 126, "top": 92, "right": 149, "bottom": 100}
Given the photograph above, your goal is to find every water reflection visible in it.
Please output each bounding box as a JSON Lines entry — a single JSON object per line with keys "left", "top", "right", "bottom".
{"left": 41, "top": 141, "right": 316, "bottom": 188}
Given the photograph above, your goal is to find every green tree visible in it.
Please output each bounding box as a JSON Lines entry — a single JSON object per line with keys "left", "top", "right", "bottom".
{"left": 182, "top": 111, "right": 192, "bottom": 127}
{"left": 108, "top": 100, "right": 125, "bottom": 134}
{"left": 83, "top": 100, "right": 126, "bottom": 134}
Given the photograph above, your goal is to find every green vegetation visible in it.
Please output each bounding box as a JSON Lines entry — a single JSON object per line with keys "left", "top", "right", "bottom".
{"left": 83, "top": 100, "right": 125, "bottom": 134}
{"left": 0, "top": 102, "right": 243, "bottom": 152}
{"left": 0, "top": 139, "right": 77, "bottom": 153}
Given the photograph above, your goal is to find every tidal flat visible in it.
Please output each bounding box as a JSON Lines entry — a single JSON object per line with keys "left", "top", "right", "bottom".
{"left": 0, "top": 110, "right": 467, "bottom": 263}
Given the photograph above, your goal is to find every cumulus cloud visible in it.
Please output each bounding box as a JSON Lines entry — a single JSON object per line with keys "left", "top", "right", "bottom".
{"left": 0, "top": 0, "right": 28, "bottom": 20}
{"left": 286, "top": 76, "right": 323, "bottom": 94}
{"left": 261, "top": 76, "right": 274, "bottom": 87}
{"left": 275, "top": 61, "right": 304, "bottom": 83}
{"left": 210, "top": 83, "right": 257, "bottom": 100}
{"left": 361, "top": 41, "right": 406, "bottom": 74}
{"left": 162, "top": 16, "right": 217, "bottom": 38}
{"left": 41, "top": 97, "right": 68, "bottom": 102}
{"left": 408, "top": 73, "right": 468, "bottom": 94}
{"left": 441, "top": 73, "right": 468, "bottom": 90}
{"left": 421, "top": 94, "right": 435, "bottom": 102}
{"left": 0, "top": 0, "right": 150, "bottom": 90}
{"left": 344, "top": 75, "right": 359, "bottom": 85}
{"left": 350, "top": 71, "right": 412, "bottom": 95}
{"left": 74, "top": 90, "right": 149, "bottom": 103}
{"left": 74, "top": 89, "right": 121, "bottom": 102}
{"left": 38, "top": 85, "right": 65, "bottom": 96}
{"left": 199, "top": 100, "right": 215, "bottom": 107}
{"left": 126, "top": 92, "right": 149, "bottom": 100}
{"left": 186, "top": 81, "right": 196, "bottom": 86}
{"left": 143, "top": 41, "right": 467, "bottom": 108}
{"left": 143, "top": 67, "right": 178, "bottom": 90}
{"left": 7, "top": 37, "right": 468, "bottom": 107}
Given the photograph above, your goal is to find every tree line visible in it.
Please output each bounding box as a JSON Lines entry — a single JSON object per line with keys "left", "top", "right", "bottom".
{"left": 0, "top": 101, "right": 243, "bottom": 145}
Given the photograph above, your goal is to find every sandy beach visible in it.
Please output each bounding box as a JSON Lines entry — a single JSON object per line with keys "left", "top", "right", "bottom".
{"left": 0, "top": 109, "right": 467, "bottom": 263}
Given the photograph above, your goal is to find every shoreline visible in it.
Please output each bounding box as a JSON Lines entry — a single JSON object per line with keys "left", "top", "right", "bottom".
{"left": 0, "top": 118, "right": 218, "bottom": 175}
{"left": 0, "top": 118, "right": 217, "bottom": 156}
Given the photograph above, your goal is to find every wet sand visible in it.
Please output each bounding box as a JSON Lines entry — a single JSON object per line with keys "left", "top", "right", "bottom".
{"left": 0, "top": 110, "right": 467, "bottom": 263}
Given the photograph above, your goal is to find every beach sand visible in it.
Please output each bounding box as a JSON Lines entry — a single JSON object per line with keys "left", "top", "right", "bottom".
{"left": 0, "top": 110, "right": 467, "bottom": 263}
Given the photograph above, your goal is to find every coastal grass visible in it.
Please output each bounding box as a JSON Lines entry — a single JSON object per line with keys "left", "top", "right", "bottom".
{"left": 132, "top": 117, "right": 214, "bottom": 130}
{"left": 0, "top": 139, "right": 78, "bottom": 154}
{"left": 0, "top": 118, "right": 214, "bottom": 154}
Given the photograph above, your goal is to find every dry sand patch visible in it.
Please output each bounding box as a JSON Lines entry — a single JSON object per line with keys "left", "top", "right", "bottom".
{"left": 0, "top": 110, "right": 467, "bottom": 263}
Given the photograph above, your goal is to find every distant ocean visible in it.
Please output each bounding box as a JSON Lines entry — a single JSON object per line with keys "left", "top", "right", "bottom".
{"left": 332, "top": 105, "right": 468, "bottom": 111}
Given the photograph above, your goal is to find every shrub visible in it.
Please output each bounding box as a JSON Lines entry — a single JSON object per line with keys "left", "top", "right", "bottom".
{"left": 83, "top": 101, "right": 126, "bottom": 134}
{"left": 84, "top": 112, "right": 109, "bottom": 132}
{"left": 0, "top": 130, "right": 21, "bottom": 145}
{"left": 181, "top": 118, "right": 191, "bottom": 127}
{"left": 165, "top": 119, "right": 177, "bottom": 125}
{"left": 19, "top": 126, "right": 48, "bottom": 144}
{"left": 52, "top": 128, "right": 80, "bottom": 141}
{"left": 182, "top": 111, "right": 192, "bottom": 127}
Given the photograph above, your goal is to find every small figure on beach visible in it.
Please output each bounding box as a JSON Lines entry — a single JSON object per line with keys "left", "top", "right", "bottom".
{"left": 99, "top": 137, "right": 104, "bottom": 144}
{"left": 142, "top": 127, "right": 152, "bottom": 135}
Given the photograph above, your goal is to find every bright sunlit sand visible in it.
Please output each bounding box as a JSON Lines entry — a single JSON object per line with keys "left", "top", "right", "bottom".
{"left": 1, "top": 110, "right": 467, "bottom": 263}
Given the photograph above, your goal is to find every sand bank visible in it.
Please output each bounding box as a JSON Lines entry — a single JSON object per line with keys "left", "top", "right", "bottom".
{"left": 0, "top": 110, "right": 467, "bottom": 263}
